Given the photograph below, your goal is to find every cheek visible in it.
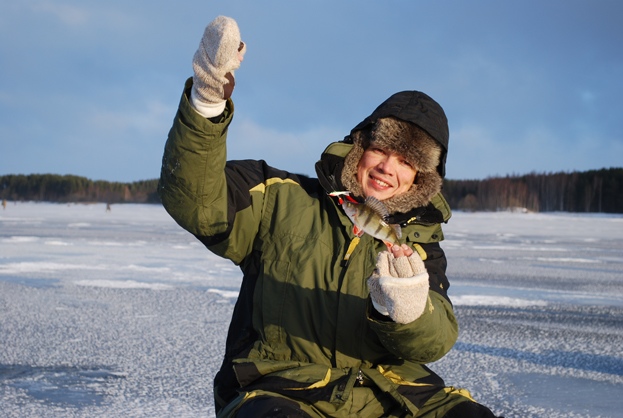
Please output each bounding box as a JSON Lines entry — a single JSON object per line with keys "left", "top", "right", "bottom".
{"left": 399, "top": 168, "right": 417, "bottom": 187}
{"left": 356, "top": 167, "right": 363, "bottom": 184}
{"left": 356, "top": 156, "right": 371, "bottom": 183}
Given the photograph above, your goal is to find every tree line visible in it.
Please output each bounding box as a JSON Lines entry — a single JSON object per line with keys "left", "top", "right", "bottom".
{"left": 0, "top": 174, "right": 160, "bottom": 204}
{"left": 1, "top": 168, "right": 622, "bottom": 213}
{"left": 443, "top": 168, "right": 623, "bottom": 213}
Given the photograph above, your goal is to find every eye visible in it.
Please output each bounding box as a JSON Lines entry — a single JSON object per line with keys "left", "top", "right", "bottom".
{"left": 399, "top": 158, "right": 412, "bottom": 168}
{"left": 371, "top": 147, "right": 386, "bottom": 155}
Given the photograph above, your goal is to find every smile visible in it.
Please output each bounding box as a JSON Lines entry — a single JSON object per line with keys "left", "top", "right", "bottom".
{"left": 371, "top": 175, "right": 392, "bottom": 188}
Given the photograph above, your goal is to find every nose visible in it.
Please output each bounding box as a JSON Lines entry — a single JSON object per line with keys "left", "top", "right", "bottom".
{"left": 376, "top": 155, "right": 398, "bottom": 175}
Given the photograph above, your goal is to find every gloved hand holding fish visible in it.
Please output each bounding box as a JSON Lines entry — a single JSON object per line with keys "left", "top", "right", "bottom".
{"left": 332, "top": 193, "right": 431, "bottom": 324}
{"left": 367, "top": 244, "right": 430, "bottom": 324}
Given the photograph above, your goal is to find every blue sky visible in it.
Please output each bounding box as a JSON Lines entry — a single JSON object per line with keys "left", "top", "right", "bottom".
{"left": 1, "top": 0, "right": 621, "bottom": 182}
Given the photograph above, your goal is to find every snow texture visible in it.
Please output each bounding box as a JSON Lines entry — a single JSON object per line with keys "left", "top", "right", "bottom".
{"left": 1, "top": 202, "right": 622, "bottom": 417}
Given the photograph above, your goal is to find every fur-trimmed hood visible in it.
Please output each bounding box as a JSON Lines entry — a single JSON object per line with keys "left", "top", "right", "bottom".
{"left": 315, "top": 91, "right": 450, "bottom": 218}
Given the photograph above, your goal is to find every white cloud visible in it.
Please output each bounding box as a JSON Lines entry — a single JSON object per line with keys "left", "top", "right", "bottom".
{"left": 29, "top": 0, "right": 90, "bottom": 26}
{"left": 227, "top": 117, "right": 343, "bottom": 176}
{"left": 24, "top": 0, "right": 138, "bottom": 33}
{"left": 445, "top": 124, "right": 501, "bottom": 179}
{"left": 447, "top": 119, "right": 621, "bottom": 179}
{"left": 85, "top": 99, "right": 174, "bottom": 139}
{"left": 2, "top": 1, "right": 620, "bottom": 182}
{"left": 579, "top": 89, "right": 596, "bottom": 105}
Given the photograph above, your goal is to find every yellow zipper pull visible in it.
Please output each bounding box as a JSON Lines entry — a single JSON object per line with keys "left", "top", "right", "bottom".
{"left": 342, "top": 236, "right": 361, "bottom": 266}
{"left": 412, "top": 243, "right": 427, "bottom": 260}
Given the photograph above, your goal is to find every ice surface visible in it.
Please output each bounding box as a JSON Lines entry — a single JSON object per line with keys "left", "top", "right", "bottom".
{"left": 1, "top": 202, "right": 622, "bottom": 417}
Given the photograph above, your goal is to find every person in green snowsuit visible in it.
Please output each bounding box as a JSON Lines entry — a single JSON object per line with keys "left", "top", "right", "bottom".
{"left": 159, "top": 16, "right": 501, "bottom": 418}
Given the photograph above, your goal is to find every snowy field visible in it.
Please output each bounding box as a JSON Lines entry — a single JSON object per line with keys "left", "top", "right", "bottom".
{"left": 1, "top": 202, "right": 622, "bottom": 418}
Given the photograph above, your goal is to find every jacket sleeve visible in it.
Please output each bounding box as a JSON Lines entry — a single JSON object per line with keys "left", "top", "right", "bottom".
{"left": 158, "top": 79, "right": 263, "bottom": 264}
{"left": 367, "top": 242, "right": 458, "bottom": 363}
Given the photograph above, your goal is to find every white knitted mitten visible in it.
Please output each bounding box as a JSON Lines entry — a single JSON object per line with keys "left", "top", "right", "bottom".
{"left": 368, "top": 251, "right": 430, "bottom": 324}
{"left": 191, "top": 16, "right": 246, "bottom": 117}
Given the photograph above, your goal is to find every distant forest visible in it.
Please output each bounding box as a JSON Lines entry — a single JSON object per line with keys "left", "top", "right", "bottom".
{"left": 0, "top": 174, "right": 160, "bottom": 204}
{"left": 443, "top": 168, "right": 623, "bottom": 213}
{"left": 1, "top": 168, "right": 622, "bottom": 213}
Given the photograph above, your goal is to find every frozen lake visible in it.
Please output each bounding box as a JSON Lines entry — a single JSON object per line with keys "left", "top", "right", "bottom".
{"left": 1, "top": 202, "right": 622, "bottom": 417}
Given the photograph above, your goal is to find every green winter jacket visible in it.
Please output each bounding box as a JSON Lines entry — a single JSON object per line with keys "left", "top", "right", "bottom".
{"left": 159, "top": 80, "right": 458, "bottom": 416}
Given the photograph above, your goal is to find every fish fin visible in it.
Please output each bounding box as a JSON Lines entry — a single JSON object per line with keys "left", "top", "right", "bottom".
{"left": 392, "top": 223, "right": 402, "bottom": 239}
{"left": 353, "top": 225, "right": 364, "bottom": 237}
{"left": 364, "top": 196, "right": 391, "bottom": 220}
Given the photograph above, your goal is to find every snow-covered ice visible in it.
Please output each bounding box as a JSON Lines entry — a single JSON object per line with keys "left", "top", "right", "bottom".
{"left": 1, "top": 202, "right": 622, "bottom": 417}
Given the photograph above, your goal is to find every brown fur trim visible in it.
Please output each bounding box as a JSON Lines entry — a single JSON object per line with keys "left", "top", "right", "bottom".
{"left": 340, "top": 118, "right": 443, "bottom": 214}
{"left": 371, "top": 118, "right": 441, "bottom": 174}
{"left": 341, "top": 132, "right": 366, "bottom": 198}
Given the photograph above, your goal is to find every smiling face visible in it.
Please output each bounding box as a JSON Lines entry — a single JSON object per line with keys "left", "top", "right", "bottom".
{"left": 356, "top": 146, "right": 417, "bottom": 201}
